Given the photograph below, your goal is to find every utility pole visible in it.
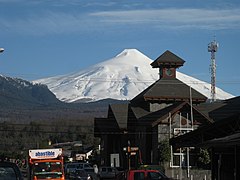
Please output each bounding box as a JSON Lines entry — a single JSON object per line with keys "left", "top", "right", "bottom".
{"left": 127, "top": 140, "right": 131, "bottom": 170}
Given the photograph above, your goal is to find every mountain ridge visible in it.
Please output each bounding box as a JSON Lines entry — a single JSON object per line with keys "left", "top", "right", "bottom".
{"left": 34, "top": 49, "right": 234, "bottom": 103}
{"left": 0, "top": 75, "right": 62, "bottom": 108}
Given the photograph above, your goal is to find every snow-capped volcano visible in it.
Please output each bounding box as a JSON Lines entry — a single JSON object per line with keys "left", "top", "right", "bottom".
{"left": 34, "top": 49, "right": 234, "bottom": 102}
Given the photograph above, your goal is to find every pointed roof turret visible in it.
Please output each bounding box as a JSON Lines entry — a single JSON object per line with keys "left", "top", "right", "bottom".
{"left": 151, "top": 50, "right": 185, "bottom": 68}
{"left": 130, "top": 50, "right": 207, "bottom": 105}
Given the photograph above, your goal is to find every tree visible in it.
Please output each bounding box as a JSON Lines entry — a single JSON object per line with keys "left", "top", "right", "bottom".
{"left": 198, "top": 148, "right": 211, "bottom": 169}
{"left": 158, "top": 140, "right": 171, "bottom": 164}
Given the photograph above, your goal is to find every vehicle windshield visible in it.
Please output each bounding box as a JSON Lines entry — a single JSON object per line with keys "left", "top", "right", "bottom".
{"left": 75, "top": 169, "right": 88, "bottom": 177}
{"left": 33, "top": 161, "right": 62, "bottom": 178}
{"left": 0, "top": 167, "right": 18, "bottom": 180}
{"left": 147, "top": 171, "right": 168, "bottom": 179}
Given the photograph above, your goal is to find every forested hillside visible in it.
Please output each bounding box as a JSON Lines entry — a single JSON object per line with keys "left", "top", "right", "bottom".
{"left": 0, "top": 76, "right": 110, "bottom": 158}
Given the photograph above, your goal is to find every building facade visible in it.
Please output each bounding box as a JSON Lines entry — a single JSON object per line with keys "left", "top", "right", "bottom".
{"left": 171, "top": 97, "right": 240, "bottom": 180}
{"left": 94, "top": 50, "right": 213, "bottom": 170}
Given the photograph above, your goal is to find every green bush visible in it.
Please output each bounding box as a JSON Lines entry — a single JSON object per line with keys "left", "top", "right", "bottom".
{"left": 158, "top": 140, "right": 171, "bottom": 163}
{"left": 198, "top": 148, "right": 211, "bottom": 169}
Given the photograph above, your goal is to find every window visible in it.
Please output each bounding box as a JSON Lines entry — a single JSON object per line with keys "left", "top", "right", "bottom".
{"left": 134, "top": 172, "right": 145, "bottom": 180}
{"left": 84, "top": 164, "right": 91, "bottom": 168}
{"left": 108, "top": 168, "right": 113, "bottom": 172}
{"left": 34, "top": 162, "right": 62, "bottom": 172}
{"left": 78, "top": 164, "right": 83, "bottom": 169}
{"left": 102, "top": 168, "right": 107, "bottom": 172}
{"left": 67, "top": 164, "right": 76, "bottom": 168}
{"left": 147, "top": 172, "right": 162, "bottom": 180}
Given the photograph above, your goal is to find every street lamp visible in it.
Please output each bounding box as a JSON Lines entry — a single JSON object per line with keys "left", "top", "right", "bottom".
{"left": 0, "top": 48, "right": 4, "bottom": 53}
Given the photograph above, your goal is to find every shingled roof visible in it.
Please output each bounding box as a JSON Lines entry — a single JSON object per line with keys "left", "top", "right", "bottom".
{"left": 109, "top": 103, "right": 129, "bottom": 129}
{"left": 131, "top": 78, "right": 207, "bottom": 104}
{"left": 197, "top": 96, "right": 240, "bottom": 122}
{"left": 170, "top": 96, "right": 240, "bottom": 148}
{"left": 170, "top": 113, "right": 240, "bottom": 148}
{"left": 151, "top": 50, "right": 185, "bottom": 68}
{"left": 94, "top": 103, "right": 129, "bottom": 136}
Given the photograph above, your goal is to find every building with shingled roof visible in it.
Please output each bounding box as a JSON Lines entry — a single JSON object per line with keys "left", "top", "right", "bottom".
{"left": 170, "top": 96, "right": 240, "bottom": 180}
{"left": 94, "top": 50, "right": 213, "bottom": 177}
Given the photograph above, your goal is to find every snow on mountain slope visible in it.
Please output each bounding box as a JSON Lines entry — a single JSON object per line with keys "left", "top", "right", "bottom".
{"left": 176, "top": 71, "right": 233, "bottom": 100}
{"left": 34, "top": 49, "right": 234, "bottom": 102}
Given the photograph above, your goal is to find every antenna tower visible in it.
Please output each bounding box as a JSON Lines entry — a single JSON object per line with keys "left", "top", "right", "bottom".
{"left": 208, "top": 38, "right": 219, "bottom": 102}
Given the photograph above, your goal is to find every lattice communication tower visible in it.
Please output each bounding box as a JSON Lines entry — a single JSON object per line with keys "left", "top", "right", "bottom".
{"left": 208, "top": 39, "right": 219, "bottom": 102}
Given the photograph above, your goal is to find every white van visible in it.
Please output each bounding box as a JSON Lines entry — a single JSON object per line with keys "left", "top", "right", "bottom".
{"left": 64, "top": 162, "right": 94, "bottom": 178}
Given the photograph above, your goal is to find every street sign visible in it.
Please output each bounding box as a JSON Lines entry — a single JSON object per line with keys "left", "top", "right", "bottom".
{"left": 130, "top": 152, "right": 136, "bottom": 155}
{"left": 130, "top": 147, "right": 139, "bottom": 151}
{"left": 123, "top": 146, "right": 139, "bottom": 152}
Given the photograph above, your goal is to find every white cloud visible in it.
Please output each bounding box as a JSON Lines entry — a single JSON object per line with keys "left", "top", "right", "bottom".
{"left": 1, "top": 8, "right": 240, "bottom": 36}
{"left": 90, "top": 8, "right": 240, "bottom": 30}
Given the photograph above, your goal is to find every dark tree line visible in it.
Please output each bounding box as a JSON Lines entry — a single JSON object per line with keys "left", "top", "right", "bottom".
{"left": 0, "top": 120, "right": 96, "bottom": 159}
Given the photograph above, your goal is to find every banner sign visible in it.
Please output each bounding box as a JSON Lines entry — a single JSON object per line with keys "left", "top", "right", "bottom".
{"left": 29, "top": 149, "right": 62, "bottom": 159}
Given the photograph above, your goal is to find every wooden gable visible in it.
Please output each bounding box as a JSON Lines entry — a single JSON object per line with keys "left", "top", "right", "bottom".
{"left": 136, "top": 101, "right": 213, "bottom": 128}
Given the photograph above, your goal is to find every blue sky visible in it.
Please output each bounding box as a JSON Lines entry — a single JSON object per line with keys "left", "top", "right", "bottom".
{"left": 0, "top": 0, "right": 240, "bottom": 96}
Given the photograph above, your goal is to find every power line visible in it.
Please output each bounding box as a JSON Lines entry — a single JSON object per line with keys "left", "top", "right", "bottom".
{"left": 2, "top": 73, "right": 240, "bottom": 84}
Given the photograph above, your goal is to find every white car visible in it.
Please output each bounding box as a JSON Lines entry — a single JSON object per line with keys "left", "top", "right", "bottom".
{"left": 65, "top": 162, "right": 94, "bottom": 178}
